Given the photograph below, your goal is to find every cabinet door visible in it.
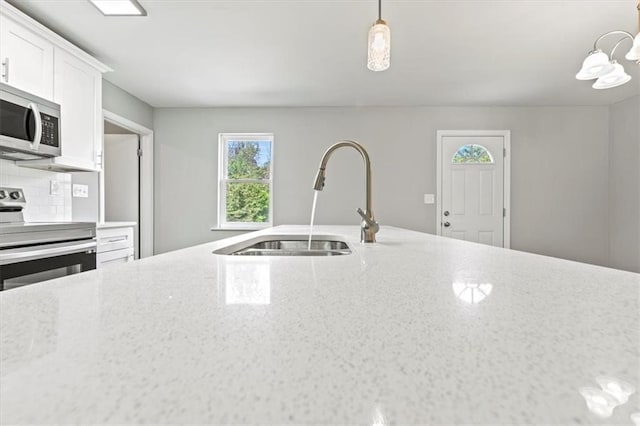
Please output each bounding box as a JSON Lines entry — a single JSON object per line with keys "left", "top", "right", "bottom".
{"left": 54, "top": 48, "right": 103, "bottom": 171}
{"left": 0, "top": 15, "right": 54, "bottom": 100}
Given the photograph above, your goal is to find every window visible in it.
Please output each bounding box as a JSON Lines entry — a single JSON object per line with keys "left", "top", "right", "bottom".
{"left": 218, "top": 133, "right": 273, "bottom": 229}
{"left": 452, "top": 144, "right": 493, "bottom": 164}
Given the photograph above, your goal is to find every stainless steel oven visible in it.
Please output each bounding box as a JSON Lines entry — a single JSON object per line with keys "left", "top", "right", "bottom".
{"left": 0, "top": 235, "right": 96, "bottom": 291}
{"left": 0, "top": 187, "right": 96, "bottom": 291}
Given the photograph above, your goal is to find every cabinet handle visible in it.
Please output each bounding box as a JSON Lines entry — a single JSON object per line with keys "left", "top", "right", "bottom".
{"left": 107, "top": 237, "right": 127, "bottom": 243}
{"left": 2, "top": 58, "right": 8, "bottom": 82}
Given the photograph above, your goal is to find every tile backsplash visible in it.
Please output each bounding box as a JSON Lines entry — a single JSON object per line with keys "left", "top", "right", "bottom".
{"left": 0, "top": 159, "right": 72, "bottom": 222}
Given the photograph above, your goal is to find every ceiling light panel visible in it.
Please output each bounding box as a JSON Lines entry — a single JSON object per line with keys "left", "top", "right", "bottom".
{"left": 90, "top": 0, "right": 146, "bottom": 16}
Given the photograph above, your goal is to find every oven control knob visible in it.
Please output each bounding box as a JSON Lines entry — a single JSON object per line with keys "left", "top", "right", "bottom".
{"left": 0, "top": 190, "right": 6, "bottom": 200}
{"left": 10, "top": 191, "right": 21, "bottom": 200}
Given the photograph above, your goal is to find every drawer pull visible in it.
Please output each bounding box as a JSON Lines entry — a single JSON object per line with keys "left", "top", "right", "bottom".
{"left": 106, "top": 237, "right": 127, "bottom": 243}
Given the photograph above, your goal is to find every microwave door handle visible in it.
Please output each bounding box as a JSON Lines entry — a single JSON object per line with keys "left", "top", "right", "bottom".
{"left": 27, "top": 102, "right": 42, "bottom": 150}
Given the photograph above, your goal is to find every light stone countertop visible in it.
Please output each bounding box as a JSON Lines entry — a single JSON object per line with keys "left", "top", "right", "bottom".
{"left": 0, "top": 225, "right": 638, "bottom": 424}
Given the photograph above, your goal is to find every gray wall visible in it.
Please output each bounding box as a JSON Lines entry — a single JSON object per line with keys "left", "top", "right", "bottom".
{"left": 153, "top": 106, "right": 610, "bottom": 267}
{"left": 102, "top": 80, "right": 154, "bottom": 130}
{"left": 104, "top": 120, "right": 135, "bottom": 134}
{"left": 608, "top": 95, "right": 640, "bottom": 273}
{"left": 71, "top": 80, "right": 154, "bottom": 222}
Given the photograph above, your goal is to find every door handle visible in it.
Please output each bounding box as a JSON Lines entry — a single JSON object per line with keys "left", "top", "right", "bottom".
{"left": 443, "top": 222, "right": 451, "bottom": 227}
{"left": 443, "top": 210, "right": 450, "bottom": 216}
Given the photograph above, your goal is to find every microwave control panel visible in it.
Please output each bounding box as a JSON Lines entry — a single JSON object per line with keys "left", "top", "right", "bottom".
{"left": 40, "top": 114, "right": 59, "bottom": 148}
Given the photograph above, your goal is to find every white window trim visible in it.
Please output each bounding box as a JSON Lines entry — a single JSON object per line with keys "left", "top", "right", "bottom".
{"left": 217, "top": 133, "right": 274, "bottom": 230}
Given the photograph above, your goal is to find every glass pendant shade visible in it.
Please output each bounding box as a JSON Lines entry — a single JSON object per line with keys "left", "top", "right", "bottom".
{"left": 592, "top": 62, "right": 632, "bottom": 89}
{"left": 625, "top": 33, "right": 640, "bottom": 61}
{"left": 367, "top": 19, "right": 390, "bottom": 72}
{"left": 576, "top": 50, "right": 615, "bottom": 80}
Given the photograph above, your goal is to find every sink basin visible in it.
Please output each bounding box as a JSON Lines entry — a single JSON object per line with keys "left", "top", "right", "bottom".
{"left": 213, "top": 234, "right": 352, "bottom": 256}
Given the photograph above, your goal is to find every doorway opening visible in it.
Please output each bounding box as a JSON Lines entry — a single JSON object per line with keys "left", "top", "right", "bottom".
{"left": 101, "top": 110, "right": 154, "bottom": 258}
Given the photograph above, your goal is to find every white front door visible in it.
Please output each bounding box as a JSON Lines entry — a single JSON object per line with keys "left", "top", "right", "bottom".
{"left": 437, "top": 131, "right": 510, "bottom": 248}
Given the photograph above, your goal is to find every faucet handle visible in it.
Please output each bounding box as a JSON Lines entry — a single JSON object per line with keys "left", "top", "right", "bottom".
{"left": 356, "top": 208, "right": 379, "bottom": 232}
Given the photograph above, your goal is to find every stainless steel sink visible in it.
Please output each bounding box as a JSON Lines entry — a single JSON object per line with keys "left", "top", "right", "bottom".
{"left": 213, "top": 234, "right": 352, "bottom": 256}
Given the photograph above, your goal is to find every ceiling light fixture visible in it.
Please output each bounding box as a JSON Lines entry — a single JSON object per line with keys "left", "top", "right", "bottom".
{"left": 89, "top": 0, "right": 147, "bottom": 16}
{"left": 367, "top": 0, "right": 390, "bottom": 72}
{"left": 576, "top": 2, "right": 639, "bottom": 89}
{"left": 627, "top": 2, "right": 640, "bottom": 60}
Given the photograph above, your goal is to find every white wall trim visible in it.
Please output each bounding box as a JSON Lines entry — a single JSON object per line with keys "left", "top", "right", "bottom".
{"left": 102, "top": 109, "right": 154, "bottom": 258}
{"left": 436, "top": 130, "right": 511, "bottom": 249}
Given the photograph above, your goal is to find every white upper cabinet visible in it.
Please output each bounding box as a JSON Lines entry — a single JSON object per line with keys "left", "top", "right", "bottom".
{"left": 0, "top": 14, "right": 54, "bottom": 100}
{"left": 53, "top": 49, "right": 103, "bottom": 171}
{"left": 0, "top": 1, "right": 112, "bottom": 172}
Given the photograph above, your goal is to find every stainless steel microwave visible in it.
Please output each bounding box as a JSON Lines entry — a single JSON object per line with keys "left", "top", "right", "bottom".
{"left": 0, "top": 83, "right": 61, "bottom": 160}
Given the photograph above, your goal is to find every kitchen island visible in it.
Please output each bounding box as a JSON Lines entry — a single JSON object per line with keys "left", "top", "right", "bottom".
{"left": 0, "top": 225, "right": 638, "bottom": 424}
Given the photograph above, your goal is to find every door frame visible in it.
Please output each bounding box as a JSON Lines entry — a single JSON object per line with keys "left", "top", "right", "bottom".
{"left": 435, "top": 130, "right": 511, "bottom": 248}
{"left": 101, "top": 109, "right": 154, "bottom": 258}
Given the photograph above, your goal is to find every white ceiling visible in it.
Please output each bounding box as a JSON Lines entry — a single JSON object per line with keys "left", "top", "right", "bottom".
{"left": 7, "top": 0, "right": 640, "bottom": 107}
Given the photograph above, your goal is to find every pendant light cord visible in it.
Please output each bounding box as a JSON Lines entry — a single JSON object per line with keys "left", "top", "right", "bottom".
{"left": 378, "top": 0, "right": 382, "bottom": 20}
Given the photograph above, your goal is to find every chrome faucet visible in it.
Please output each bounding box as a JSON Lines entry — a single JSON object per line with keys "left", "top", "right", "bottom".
{"left": 313, "top": 140, "right": 379, "bottom": 243}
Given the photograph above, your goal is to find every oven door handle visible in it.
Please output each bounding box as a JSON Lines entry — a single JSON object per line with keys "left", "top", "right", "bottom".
{"left": 0, "top": 240, "right": 96, "bottom": 265}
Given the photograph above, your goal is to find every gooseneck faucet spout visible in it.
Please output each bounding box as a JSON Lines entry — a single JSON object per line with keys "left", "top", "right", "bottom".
{"left": 312, "top": 140, "right": 379, "bottom": 243}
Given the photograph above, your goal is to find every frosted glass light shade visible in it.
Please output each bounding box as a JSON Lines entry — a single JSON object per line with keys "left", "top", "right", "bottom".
{"left": 576, "top": 50, "right": 615, "bottom": 80}
{"left": 367, "top": 19, "right": 390, "bottom": 72}
{"left": 625, "top": 33, "right": 640, "bottom": 61}
{"left": 592, "top": 62, "right": 631, "bottom": 89}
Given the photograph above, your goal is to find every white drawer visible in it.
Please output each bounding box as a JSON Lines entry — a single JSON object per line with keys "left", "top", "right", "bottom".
{"left": 97, "top": 226, "right": 134, "bottom": 253}
{"left": 97, "top": 247, "right": 134, "bottom": 268}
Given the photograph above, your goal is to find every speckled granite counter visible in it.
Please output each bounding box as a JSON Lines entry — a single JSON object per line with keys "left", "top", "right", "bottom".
{"left": 1, "top": 226, "right": 638, "bottom": 424}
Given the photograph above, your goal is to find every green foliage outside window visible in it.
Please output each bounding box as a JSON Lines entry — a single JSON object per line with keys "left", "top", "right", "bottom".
{"left": 225, "top": 141, "right": 271, "bottom": 223}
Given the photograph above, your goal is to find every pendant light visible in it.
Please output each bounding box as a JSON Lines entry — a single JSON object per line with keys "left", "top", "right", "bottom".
{"left": 576, "top": 2, "right": 639, "bottom": 89}
{"left": 576, "top": 31, "right": 636, "bottom": 89}
{"left": 592, "top": 37, "right": 633, "bottom": 89}
{"left": 576, "top": 50, "right": 615, "bottom": 80}
{"left": 626, "top": 33, "right": 640, "bottom": 61}
{"left": 625, "top": 2, "right": 640, "bottom": 60}
{"left": 367, "top": 0, "right": 390, "bottom": 72}
{"left": 593, "top": 61, "right": 632, "bottom": 89}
